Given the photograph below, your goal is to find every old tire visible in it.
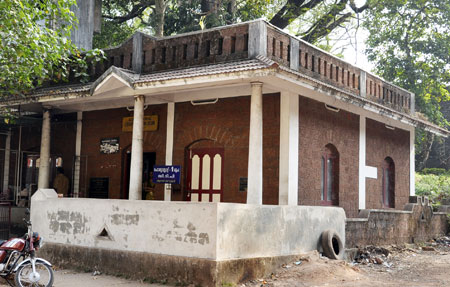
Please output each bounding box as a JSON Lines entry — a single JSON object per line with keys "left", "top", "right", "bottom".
{"left": 321, "top": 229, "right": 344, "bottom": 260}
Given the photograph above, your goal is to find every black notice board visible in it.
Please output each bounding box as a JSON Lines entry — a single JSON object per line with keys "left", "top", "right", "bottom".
{"left": 89, "top": 177, "right": 109, "bottom": 198}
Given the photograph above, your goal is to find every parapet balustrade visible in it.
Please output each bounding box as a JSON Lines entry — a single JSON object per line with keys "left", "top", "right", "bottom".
{"left": 82, "top": 20, "right": 412, "bottom": 115}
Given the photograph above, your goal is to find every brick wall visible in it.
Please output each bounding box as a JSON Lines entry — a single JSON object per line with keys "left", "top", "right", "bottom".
{"left": 172, "top": 94, "right": 279, "bottom": 204}
{"left": 81, "top": 106, "right": 167, "bottom": 199}
{"left": 366, "top": 118, "right": 410, "bottom": 210}
{"left": 81, "top": 94, "right": 279, "bottom": 203}
{"left": 142, "top": 25, "right": 249, "bottom": 73}
{"left": 298, "top": 97, "right": 360, "bottom": 218}
{"left": 5, "top": 94, "right": 412, "bottom": 213}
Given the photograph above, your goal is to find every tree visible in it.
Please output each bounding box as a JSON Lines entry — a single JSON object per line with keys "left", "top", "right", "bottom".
{"left": 0, "top": 0, "right": 76, "bottom": 97}
{"left": 363, "top": 0, "right": 450, "bottom": 169}
{"left": 270, "top": 0, "right": 368, "bottom": 43}
{"left": 0, "top": 0, "right": 103, "bottom": 103}
{"left": 97, "top": 0, "right": 366, "bottom": 46}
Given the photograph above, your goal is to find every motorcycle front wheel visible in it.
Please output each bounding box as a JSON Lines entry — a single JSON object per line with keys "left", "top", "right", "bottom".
{"left": 14, "top": 262, "right": 54, "bottom": 287}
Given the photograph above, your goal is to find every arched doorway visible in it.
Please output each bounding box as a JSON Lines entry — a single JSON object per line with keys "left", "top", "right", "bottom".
{"left": 185, "top": 140, "right": 224, "bottom": 203}
{"left": 321, "top": 144, "right": 339, "bottom": 206}
{"left": 382, "top": 157, "right": 395, "bottom": 208}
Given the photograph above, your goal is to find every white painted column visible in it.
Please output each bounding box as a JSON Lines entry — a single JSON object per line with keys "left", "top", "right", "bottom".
{"left": 279, "top": 92, "right": 299, "bottom": 205}
{"left": 2, "top": 130, "right": 11, "bottom": 192}
{"left": 164, "top": 102, "right": 175, "bottom": 201}
{"left": 247, "top": 82, "right": 263, "bottom": 204}
{"left": 73, "top": 112, "right": 83, "bottom": 198}
{"left": 410, "top": 128, "right": 415, "bottom": 196}
{"left": 38, "top": 109, "right": 51, "bottom": 189}
{"left": 358, "top": 115, "right": 366, "bottom": 210}
{"left": 129, "top": 95, "right": 145, "bottom": 200}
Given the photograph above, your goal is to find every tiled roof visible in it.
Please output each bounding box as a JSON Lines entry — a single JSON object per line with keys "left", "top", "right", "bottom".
{"left": 3, "top": 56, "right": 448, "bottom": 136}
{"left": 135, "top": 57, "right": 277, "bottom": 84}
{"left": 33, "top": 83, "right": 92, "bottom": 96}
{"left": 21, "top": 58, "right": 274, "bottom": 98}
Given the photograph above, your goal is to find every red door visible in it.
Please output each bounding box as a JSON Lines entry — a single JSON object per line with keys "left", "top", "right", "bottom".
{"left": 187, "top": 148, "right": 224, "bottom": 202}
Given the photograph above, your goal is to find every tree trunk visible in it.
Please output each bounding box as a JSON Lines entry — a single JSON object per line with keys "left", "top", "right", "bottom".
{"left": 201, "top": 0, "right": 223, "bottom": 13}
{"left": 155, "top": 0, "right": 166, "bottom": 37}
{"left": 227, "top": 0, "right": 236, "bottom": 21}
{"left": 416, "top": 132, "right": 435, "bottom": 171}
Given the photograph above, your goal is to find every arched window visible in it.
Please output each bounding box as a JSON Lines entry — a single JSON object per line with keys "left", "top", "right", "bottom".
{"left": 382, "top": 157, "right": 395, "bottom": 208}
{"left": 321, "top": 144, "right": 339, "bottom": 206}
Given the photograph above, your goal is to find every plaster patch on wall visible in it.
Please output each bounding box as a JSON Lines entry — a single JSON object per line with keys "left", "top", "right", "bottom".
{"left": 152, "top": 234, "right": 165, "bottom": 242}
{"left": 110, "top": 213, "right": 139, "bottom": 225}
{"left": 173, "top": 220, "right": 182, "bottom": 229}
{"left": 198, "top": 233, "right": 210, "bottom": 245}
{"left": 155, "top": 222, "right": 210, "bottom": 245}
{"left": 47, "top": 210, "right": 88, "bottom": 235}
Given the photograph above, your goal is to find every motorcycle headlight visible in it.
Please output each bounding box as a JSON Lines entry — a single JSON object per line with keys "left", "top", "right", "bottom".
{"left": 33, "top": 237, "right": 44, "bottom": 249}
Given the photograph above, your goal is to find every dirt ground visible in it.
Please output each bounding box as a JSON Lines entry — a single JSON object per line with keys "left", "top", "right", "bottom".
{"left": 0, "top": 237, "right": 449, "bottom": 286}
{"left": 243, "top": 236, "right": 450, "bottom": 287}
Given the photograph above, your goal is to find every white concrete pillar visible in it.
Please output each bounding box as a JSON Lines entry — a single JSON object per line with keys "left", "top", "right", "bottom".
{"left": 289, "top": 38, "right": 300, "bottom": 70}
{"left": 129, "top": 95, "right": 145, "bottom": 200}
{"left": 2, "top": 130, "right": 11, "bottom": 192}
{"left": 279, "top": 92, "right": 299, "bottom": 205}
{"left": 358, "top": 115, "right": 366, "bottom": 210}
{"left": 410, "top": 128, "right": 415, "bottom": 196}
{"left": 247, "top": 82, "right": 263, "bottom": 205}
{"left": 248, "top": 20, "right": 267, "bottom": 58}
{"left": 38, "top": 109, "right": 51, "bottom": 189}
{"left": 164, "top": 102, "right": 175, "bottom": 201}
{"left": 73, "top": 112, "right": 83, "bottom": 198}
{"left": 360, "top": 71, "right": 367, "bottom": 98}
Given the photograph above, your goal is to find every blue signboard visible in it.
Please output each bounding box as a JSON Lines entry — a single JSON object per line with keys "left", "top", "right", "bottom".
{"left": 153, "top": 165, "right": 181, "bottom": 184}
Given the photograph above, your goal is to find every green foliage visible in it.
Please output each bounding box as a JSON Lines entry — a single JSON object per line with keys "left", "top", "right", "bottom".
{"left": 364, "top": 0, "right": 450, "bottom": 127}
{"left": 164, "top": 0, "right": 275, "bottom": 36}
{"left": 415, "top": 172, "right": 450, "bottom": 205}
{"left": 420, "top": 168, "right": 449, "bottom": 176}
{"left": 236, "top": 0, "right": 276, "bottom": 22}
{"left": 0, "top": 0, "right": 77, "bottom": 97}
{"left": 98, "top": 0, "right": 276, "bottom": 44}
{"left": 0, "top": 0, "right": 104, "bottom": 104}
{"left": 93, "top": 20, "right": 137, "bottom": 49}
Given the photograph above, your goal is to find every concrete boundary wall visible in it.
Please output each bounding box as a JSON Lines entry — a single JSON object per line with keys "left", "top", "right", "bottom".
{"left": 346, "top": 196, "right": 448, "bottom": 247}
{"left": 31, "top": 189, "right": 346, "bottom": 285}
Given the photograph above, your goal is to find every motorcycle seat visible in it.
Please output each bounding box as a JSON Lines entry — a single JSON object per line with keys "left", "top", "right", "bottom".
{"left": 0, "top": 240, "right": 5, "bottom": 246}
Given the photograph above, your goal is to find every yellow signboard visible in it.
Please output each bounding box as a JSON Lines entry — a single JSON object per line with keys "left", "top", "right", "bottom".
{"left": 122, "top": 115, "right": 159, "bottom": 132}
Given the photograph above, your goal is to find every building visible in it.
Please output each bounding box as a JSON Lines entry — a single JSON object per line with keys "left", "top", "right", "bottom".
{"left": 0, "top": 20, "right": 448, "bottom": 285}
{"left": 1, "top": 20, "right": 446, "bottom": 215}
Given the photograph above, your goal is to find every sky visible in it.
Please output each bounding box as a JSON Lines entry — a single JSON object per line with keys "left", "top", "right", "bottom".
{"left": 341, "top": 0, "right": 374, "bottom": 72}
{"left": 342, "top": 27, "right": 374, "bottom": 72}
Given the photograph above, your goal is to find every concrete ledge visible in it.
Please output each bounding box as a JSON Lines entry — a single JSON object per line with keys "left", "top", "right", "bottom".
{"left": 32, "top": 189, "right": 57, "bottom": 201}
{"left": 31, "top": 200, "right": 346, "bottom": 260}
{"left": 346, "top": 218, "right": 368, "bottom": 222}
{"left": 39, "top": 243, "right": 301, "bottom": 287}
{"left": 346, "top": 197, "right": 447, "bottom": 247}
{"left": 359, "top": 209, "right": 412, "bottom": 217}
{"left": 32, "top": 200, "right": 346, "bottom": 284}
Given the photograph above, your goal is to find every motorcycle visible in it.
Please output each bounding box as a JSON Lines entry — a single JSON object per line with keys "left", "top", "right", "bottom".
{"left": 0, "top": 209, "right": 53, "bottom": 287}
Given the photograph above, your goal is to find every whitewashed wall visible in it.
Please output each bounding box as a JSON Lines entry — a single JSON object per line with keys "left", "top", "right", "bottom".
{"left": 31, "top": 189, "right": 346, "bottom": 261}
{"left": 217, "top": 203, "right": 346, "bottom": 260}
